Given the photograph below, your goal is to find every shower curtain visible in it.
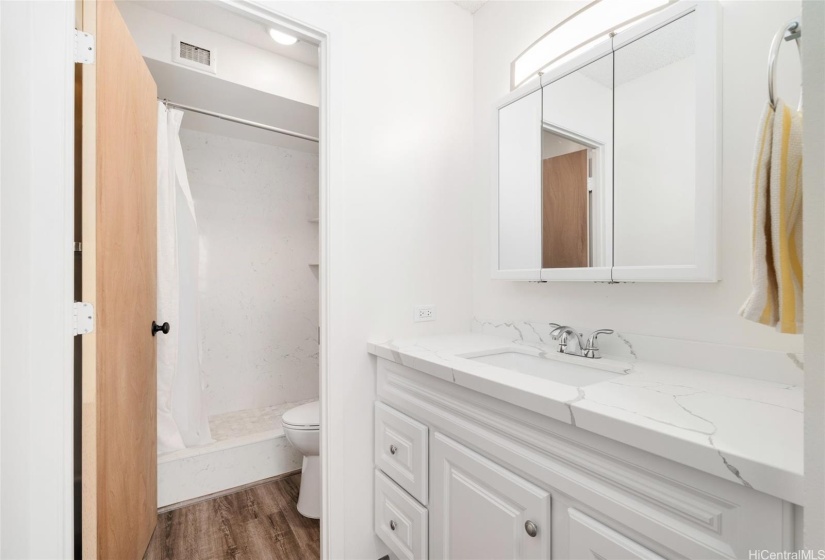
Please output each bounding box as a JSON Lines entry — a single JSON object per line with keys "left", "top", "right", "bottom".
{"left": 157, "top": 102, "right": 213, "bottom": 454}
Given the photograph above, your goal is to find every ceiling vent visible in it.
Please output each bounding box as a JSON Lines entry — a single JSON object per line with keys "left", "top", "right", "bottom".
{"left": 172, "top": 36, "right": 217, "bottom": 74}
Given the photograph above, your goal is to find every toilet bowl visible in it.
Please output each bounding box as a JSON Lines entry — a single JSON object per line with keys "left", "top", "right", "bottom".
{"left": 282, "top": 400, "right": 320, "bottom": 519}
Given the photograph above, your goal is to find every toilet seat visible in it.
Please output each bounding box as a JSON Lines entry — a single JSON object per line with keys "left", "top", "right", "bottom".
{"left": 282, "top": 400, "right": 319, "bottom": 430}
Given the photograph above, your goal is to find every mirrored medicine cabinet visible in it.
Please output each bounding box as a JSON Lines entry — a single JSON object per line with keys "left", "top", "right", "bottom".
{"left": 494, "top": 1, "right": 720, "bottom": 282}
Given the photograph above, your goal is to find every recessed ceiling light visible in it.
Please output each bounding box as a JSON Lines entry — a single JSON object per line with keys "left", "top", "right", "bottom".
{"left": 269, "top": 28, "right": 298, "bottom": 46}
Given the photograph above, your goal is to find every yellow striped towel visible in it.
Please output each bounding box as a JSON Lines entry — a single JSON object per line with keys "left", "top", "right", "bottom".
{"left": 740, "top": 99, "right": 803, "bottom": 334}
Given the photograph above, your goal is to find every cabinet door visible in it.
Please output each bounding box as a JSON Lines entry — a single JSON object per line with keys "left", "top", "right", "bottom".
{"left": 496, "top": 89, "right": 542, "bottom": 280}
{"left": 567, "top": 509, "right": 665, "bottom": 560}
{"left": 430, "top": 433, "right": 551, "bottom": 560}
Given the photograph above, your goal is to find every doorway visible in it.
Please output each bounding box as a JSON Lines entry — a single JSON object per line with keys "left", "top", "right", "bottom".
{"left": 74, "top": 1, "right": 330, "bottom": 557}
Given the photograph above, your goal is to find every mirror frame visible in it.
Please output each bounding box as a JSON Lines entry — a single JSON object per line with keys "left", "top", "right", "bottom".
{"left": 492, "top": 83, "right": 543, "bottom": 281}
{"left": 492, "top": 0, "right": 720, "bottom": 283}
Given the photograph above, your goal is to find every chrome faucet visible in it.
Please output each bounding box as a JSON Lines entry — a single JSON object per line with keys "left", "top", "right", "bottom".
{"left": 583, "top": 329, "right": 614, "bottom": 359}
{"left": 550, "top": 325, "right": 614, "bottom": 359}
{"left": 550, "top": 325, "right": 586, "bottom": 356}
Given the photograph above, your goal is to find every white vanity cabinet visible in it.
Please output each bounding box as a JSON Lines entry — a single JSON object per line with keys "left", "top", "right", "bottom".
{"left": 430, "top": 432, "right": 551, "bottom": 559}
{"left": 567, "top": 509, "right": 665, "bottom": 560}
{"left": 373, "top": 357, "right": 796, "bottom": 560}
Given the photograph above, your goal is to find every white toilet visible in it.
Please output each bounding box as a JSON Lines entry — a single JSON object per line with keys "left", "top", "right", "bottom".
{"left": 282, "top": 400, "right": 320, "bottom": 519}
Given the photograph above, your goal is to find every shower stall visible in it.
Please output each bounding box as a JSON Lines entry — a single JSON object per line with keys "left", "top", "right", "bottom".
{"left": 148, "top": 60, "right": 320, "bottom": 507}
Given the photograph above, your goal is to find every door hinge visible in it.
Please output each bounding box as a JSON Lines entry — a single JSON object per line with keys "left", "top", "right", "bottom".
{"left": 73, "top": 302, "right": 95, "bottom": 336}
{"left": 74, "top": 30, "right": 95, "bottom": 64}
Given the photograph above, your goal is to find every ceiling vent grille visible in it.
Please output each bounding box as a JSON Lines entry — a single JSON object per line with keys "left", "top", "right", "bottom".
{"left": 172, "top": 36, "right": 217, "bottom": 74}
{"left": 179, "top": 41, "right": 211, "bottom": 66}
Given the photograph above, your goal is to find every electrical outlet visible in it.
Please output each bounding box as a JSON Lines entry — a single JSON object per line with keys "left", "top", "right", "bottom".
{"left": 414, "top": 304, "right": 436, "bottom": 322}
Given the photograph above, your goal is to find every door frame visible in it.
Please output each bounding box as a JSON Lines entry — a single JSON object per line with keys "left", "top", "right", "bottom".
{"left": 64, "top": 0, "right": 332, "bottom": 558}
{"left": 209, "top": 3, "right": 335, "bottom": 556}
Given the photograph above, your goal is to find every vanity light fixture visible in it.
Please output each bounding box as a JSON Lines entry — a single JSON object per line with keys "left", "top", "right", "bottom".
{"left": 269, "top": 28, "right": 298, "bottom": 46}
{"left": 511, "top": 0, "right": 675, "bottom": 89}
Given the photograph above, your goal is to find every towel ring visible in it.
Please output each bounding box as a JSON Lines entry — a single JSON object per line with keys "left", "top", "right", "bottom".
{"left": 768, "top": 19, "right": 802, "bottom": 110}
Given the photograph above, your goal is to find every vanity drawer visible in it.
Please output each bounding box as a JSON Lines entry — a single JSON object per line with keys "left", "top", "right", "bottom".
{"left": 375, "top": 401, "right": 428, "bottom": 504}
{"left": 375, "top": 469, "right": 428, "bottom": 560}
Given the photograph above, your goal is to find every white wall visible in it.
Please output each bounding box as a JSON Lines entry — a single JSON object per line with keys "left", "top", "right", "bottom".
{"left": 473, "top": 1, "right": 803, "bottom": 354}
{"left": 803, "top": 0, "right": 825, "bottom": 549}
{"left": 0, "top": 2, "right": 473, "bottom": 558}
{"left": 117, "top": 1, "right": 319, "bottom": 107}
{"left": 0, "top": 1, "right": 75, "bottom": 558}
{"left": 258, "top": 3, "right": 475, "bottom": 558}
{"left": 181, "top": 129, "right": 320, "bottom": 416}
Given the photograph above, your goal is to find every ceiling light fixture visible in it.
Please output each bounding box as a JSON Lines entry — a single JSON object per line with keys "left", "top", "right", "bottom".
{"left": 511, "top": 0, "right": 675, "bottom": 89}
{"left": 269, "top": 28, "right": 298, "bottom": 46}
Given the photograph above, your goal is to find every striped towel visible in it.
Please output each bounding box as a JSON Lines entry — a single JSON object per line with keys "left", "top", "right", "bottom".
{"left": 740, "top": 99, "right": 803, "bottom": 334}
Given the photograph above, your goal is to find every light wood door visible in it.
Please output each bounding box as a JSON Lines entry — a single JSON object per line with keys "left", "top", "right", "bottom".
{"left": 79, "top": 1, "right": 158, "bottom": 558}
{"left": 567, "top": 509, "right": 666, "bottom": 560}
{"left": 542, "top": 150, "right": 589, "bottom": 268}
{"left": 430, "top": 433, "right": 551, "bottom": 560}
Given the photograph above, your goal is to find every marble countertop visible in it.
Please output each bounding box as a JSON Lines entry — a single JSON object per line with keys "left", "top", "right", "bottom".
{"left": 368, "top": 333, "right": 803, "bottom": 505}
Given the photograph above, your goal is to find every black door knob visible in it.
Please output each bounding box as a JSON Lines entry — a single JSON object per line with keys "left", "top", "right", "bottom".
{"left": 152, "top": 321, "right": 170, "bottom": 336}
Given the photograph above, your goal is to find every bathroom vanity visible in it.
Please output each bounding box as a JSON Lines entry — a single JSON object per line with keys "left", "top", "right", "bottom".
{"left": 369, "top": 334, "right": 802, "bottom": 559}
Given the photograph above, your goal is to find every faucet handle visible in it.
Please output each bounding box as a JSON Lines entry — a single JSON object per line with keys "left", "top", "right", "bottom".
{"left": 584, "top": 329, "right": 614, "bottom": 359}
{"left": 550, "top": 325, "right": 570, "bottom": 340}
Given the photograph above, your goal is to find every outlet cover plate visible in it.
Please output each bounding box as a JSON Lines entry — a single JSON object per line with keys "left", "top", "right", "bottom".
{"left": 414, "top": 304, "right": 436, "bottom": 322}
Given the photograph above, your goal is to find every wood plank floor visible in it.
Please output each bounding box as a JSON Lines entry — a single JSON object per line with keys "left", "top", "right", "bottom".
{"left": 144, "top": 474, "right": 320, "bottom": 560}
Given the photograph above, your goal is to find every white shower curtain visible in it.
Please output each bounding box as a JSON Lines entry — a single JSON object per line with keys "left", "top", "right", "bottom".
{"left": 157, "top": 102, "right": 213, "bottom": 454}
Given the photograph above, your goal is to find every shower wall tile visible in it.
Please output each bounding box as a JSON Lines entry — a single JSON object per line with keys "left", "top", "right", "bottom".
{"left": 181, "top": 129, "right": 319, "bottom": 415}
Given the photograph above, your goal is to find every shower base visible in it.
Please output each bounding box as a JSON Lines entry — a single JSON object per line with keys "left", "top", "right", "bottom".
{"left": 157, "top": 398, "right": 316, "bottom": 508}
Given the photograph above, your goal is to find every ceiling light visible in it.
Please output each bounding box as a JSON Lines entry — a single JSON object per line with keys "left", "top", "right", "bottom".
{"left": 511, "top": 0, "right": 674, "bottom": 89}
{"left": 269, "top": 28, "right": 298, "bottom": 46}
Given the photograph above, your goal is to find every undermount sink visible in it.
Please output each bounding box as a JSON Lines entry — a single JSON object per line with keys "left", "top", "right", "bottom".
{"left": 461, "top": 348, "right": 623, "bottom": 387}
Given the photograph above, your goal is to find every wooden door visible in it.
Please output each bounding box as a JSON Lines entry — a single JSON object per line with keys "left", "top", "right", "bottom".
{"left": 542, "top": 150, "right": 589, "bottom": 268}
{"left": 430, "top": 433, "right": 551, "bottom": 560}
{"left": 79, "top": 1, "right": 159, "bottom": 558}
{"left": 567, "top": 509, "right": 665, "bottom": 560}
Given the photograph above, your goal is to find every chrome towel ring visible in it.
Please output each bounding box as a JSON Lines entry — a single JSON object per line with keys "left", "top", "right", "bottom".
{"left": 768, "top": 19, "right": 802, "bottom": 110}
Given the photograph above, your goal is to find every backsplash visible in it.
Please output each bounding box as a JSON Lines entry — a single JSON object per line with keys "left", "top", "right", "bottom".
{"left": 472, "top": 318, "right": 803, "bottom": 386}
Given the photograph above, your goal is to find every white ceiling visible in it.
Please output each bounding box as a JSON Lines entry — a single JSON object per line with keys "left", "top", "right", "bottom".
{"left": 453, "top": 1, "right": 488, "bottom": 15}
{"left": 126, "top": 1, "right": 318, "bottom": 68}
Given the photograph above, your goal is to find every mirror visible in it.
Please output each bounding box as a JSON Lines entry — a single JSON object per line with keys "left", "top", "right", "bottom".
{"left": 613, "top": 11, "right": 697, "bottom": 268}
{"left": 541, "top": 54, "right": 612, "bottom": 273}
{"left": 497, "top": 89, "right": 542, "bottom": 278}
{"left": 493, "top": 2, "right": 718, "bottom": 283}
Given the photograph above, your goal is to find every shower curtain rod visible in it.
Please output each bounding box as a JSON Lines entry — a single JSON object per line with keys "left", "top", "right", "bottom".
{"left": 160, "top": 99, "right": 319, "bottom": 143}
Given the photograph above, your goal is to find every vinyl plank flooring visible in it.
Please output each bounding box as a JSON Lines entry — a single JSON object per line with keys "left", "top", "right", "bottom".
{"left": 144, "top": 474, "right": 319, "bottom": 560}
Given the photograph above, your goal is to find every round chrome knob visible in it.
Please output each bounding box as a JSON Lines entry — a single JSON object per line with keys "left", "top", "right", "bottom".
{"left": 390, "top": 445, "right": 397, "bottom": 455}
{"left": 524, "top": 520, "right": 538, "bottom": 537}
{"left": 390, "top": 520, "right": 397, "bottom": 531}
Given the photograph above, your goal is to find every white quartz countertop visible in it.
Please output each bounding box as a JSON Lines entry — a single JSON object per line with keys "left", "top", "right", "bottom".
{"left": 368, "top": 333, "right": 803, "bottom": 505}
